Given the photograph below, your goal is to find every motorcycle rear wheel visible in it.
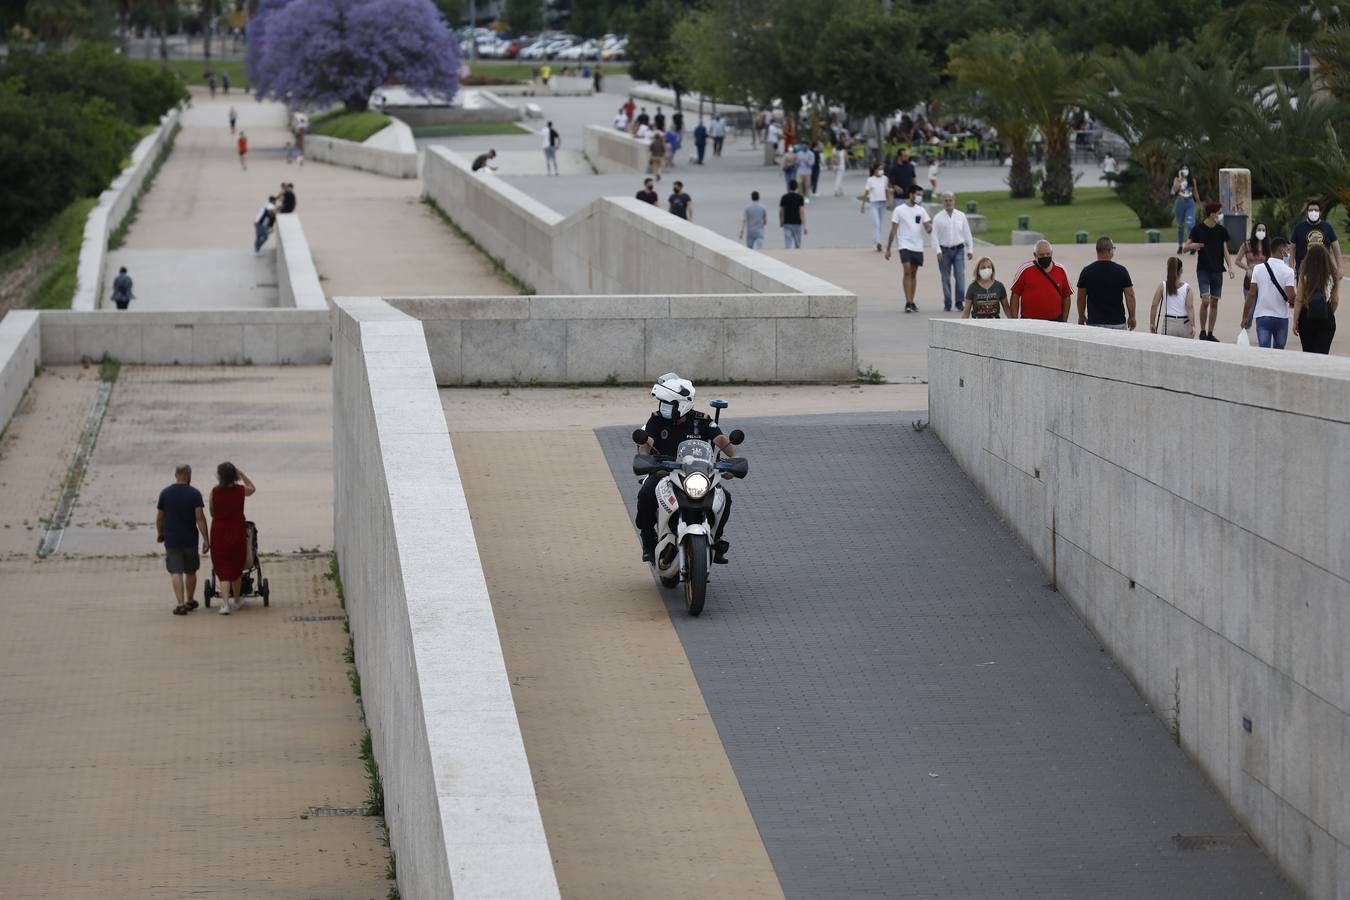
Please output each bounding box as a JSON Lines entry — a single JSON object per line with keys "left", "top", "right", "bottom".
{"left": 684, "top": 535, "right": 707, "bottom": 616}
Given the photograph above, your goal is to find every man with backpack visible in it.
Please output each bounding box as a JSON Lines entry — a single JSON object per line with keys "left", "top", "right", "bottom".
{"left": 542, "top": 121, "right": 561, "bottom": 176}
{"left": 110, "top": 267, "right": 135, "bottom": 310}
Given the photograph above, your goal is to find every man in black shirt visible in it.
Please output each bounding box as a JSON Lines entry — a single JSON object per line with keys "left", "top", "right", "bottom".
{"left": 1290, "top": 200, "right": 1343, "bottom": 275}
{"left": 779, "top": 179, "right": 806, "bottom": 249}
{"left": 471, "top": 149, "right": 497, "bottom": 172}
{"left": 1075, "top": 237, "right": 1137, "bottom": 329}
{"left": 886, "top": 149, "right": 916, "bottom": 203}
{"left": 1184, "top": 202, "right": 1233, "bottom": 341}
{"left": 668, "top": 182, "right": 692, "bottom": 221}
{"left": 635, "top": 374, "right": 738, "bottom": 563}
{"left": 635, "top": 177, "right": 658, "bottom": 204}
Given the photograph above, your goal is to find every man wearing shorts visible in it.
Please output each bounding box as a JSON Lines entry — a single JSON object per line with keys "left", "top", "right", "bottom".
{"left": 884, "top": 186, "right": 933, "bottom": 312}
{"left": 156, "top": 464, "right": 210, "bottom": 616}
{"left": 1184, "top": 202, "right": 1234, "bottom": 341}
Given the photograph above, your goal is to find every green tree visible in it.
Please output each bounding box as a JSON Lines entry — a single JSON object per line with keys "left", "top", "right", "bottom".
{"left": 503, "top": 0, "right": 542, "bottom": 34}
{"left": 623, "top": 0, "right": 693, "bottom": 109}
{"left": 947, "top": 30, "right": 1042, "bottom": 198}
{"left": 816, "top": 4, "right": 933, "bottom": 159}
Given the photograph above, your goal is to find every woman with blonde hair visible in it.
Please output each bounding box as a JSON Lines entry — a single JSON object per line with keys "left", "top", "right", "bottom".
{"left": 1149, "top": 256, "right": 1195, "bottom": 338}
{"left": 962, "top": 257, "right": 1010, "bottom": 318}
{"left": 1292, "top": 243, "right": 1339, "bottom": 353}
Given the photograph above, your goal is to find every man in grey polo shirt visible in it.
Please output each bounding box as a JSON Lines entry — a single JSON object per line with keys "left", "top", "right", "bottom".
{"left": 740, "top": 191, "right": 767, "bottom": 249}
{"left": 156, "top": 464, "right": 210, "bottom": 616}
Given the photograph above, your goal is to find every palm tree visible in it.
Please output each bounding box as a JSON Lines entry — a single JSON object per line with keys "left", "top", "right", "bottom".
{"left": 947, "top": 31, "right": 1036, "bottom": 197}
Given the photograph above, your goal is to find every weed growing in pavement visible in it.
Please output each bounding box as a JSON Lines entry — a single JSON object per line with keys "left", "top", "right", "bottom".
{"left": 98, "top": 354, "right": 121, "bottom": 384}
{"left": 857, "top": 366, "right": 887, "bottom": 384}
{"left": 360, "top": 729, "right": 384, "bottom": 816}
{"left": 421, "top": 198, "right": 535, "bottom": 295}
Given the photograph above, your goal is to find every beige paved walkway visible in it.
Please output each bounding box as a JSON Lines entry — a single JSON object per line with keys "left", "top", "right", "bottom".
{"left": 111, "top": 89, "right": 512, "bottom": 306}
{"left": 0, "top": 369, "right": 388, "bottom": 898}
{"left": 443, "top": 384, "right": 914, "bottom": 899}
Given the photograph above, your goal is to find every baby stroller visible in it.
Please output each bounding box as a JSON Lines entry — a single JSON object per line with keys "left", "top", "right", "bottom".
{"left": 203, "top": 521, "right": 271, "bottom": 607}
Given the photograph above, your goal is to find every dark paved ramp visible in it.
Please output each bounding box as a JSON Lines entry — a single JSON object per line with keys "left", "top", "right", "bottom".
{"left": 598, "top": 412, "right": 1294, "bottom": 900}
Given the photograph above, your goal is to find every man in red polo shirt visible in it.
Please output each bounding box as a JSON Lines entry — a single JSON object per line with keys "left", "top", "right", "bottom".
{"left": 1011, "top": 240, "right": 1072, "bottom": 321}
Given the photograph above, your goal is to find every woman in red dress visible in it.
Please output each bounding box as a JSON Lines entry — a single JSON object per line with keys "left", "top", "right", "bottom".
{"left": 210, "top": 462, "right": 256, "bottom": 615}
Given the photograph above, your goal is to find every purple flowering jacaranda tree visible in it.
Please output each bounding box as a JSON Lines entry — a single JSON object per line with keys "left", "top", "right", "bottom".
{"left": 249, "top": 0, "right": 460, "bottom": 112}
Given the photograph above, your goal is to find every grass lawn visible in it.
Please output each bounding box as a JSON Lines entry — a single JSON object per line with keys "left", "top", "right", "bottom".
{"left": 464, "top": 60, "right": 626, "bottom": 83}
{"left": 961, "top": 187, "right": 1150, "bottom": 246}
{"left": 132, "top": 58, "right": 249, "bottom": 89}
{"left": 309, "top": 110, "right": 392, "bottom": 143}
{"left": 0, "top": 197, "right": 98, "bottom": 312}
{"left": 412, "top": 122, "right": 529, "bottom": 138}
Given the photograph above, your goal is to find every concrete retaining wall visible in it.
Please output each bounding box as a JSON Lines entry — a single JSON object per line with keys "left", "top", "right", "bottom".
{"left": 583, "top": 125, "right": 648, "bottom": 174}
{"left": 386, "top": 91, "right": 522, "bottom": 126}
{"left": 275, "top": 215, "right": 328, "bottom": 310}
{"left": 928, "top": 319, "right": 1350, "bottom": 900}
{"left": 0, "top": 311, "right": 39, "bottom": 438}
{"left": 38, "top": 309, "right": 331, "bottom": 365}
{"left": 74, "top": 107, "right": 182, "bottom": 311}
{"left": 332, "top": 297, "right": 560, "bottom": 900}
{"left": 307, "top": 132, "right": 418, "bottom": 179}
{"left": 392, "top": 292, "right": 856, "bottom": 383}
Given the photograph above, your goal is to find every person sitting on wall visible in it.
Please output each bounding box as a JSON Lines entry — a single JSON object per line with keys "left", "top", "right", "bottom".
{"left": 472, "top": 149, "right": 498, "bottom": 173}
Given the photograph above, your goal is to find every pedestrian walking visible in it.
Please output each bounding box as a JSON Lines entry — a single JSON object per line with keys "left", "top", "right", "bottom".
{"left": 228, "top": 106, "right": 237, "bottom": 134}
{"left": 593, "top": 66, "right": 603, "bottom": 92}
{"left": 886, "top": 149, "right": 916, "bottom": 205}
{"left": 693, "top": 121, "right": 708, "bottom": 164}
{"left": 649, "top": 131, "right": 666, "bottom": 180}
{"left": 208, "top": 73, "right": 217, "bottom": 97}
{"left": 1010, "top": 240, "right": 1072, "bottom": 321}
{"left": 1075, "top": 237, "right": 1137, "bottom": 330}
{"left": 781, "top": 145, "right": 798, "bottom": 191}
{"left": 931, "top": 192, "right": 974, "bottom": 312}
{"left": 740, "top": 190, "right": 767, "bottom": 249}
{"left": 540, "top": 64, "right": 552, "bottom": 87}
{"left": 110, "top": 266, "right": 135, "bottom": 310}
{"left": 668, "top": 182, "right": 692, "bottom": 221}
{"left": 1241, "top": 237, "right": 1295, "bottom": 348}
{"left": 237, "top": 130, "right": 248, "bottom": 170}
{"left": 928, "top": 156, "right": 941, "bottom": 194}
{"left": 1291, "top": 200, "right": 1343, "bottom": 275}
{"left": 542, "top": 121, "right": 560, "bottom": 176}
{"left": 622, "top": 97, "right": 635, "bottom": 122}
{"left": 654, "top": 107, "right": 666, "bottom": 133}
{"left": 831, "top": 144, "right": 847, "bottom": 197}
{"left": 861, "top": 163, "right": 889, "bottom": 252}
{"left": 1292, "top": 243, "right": 1339, "bottom": 353}
{"left": 294, "top": 125, "right": 305, "bottom": 166}
{"left": 672, "top": 110, "right": 684, "bottom": 135}
{"left": 1235, "top": 221, "right": 1270, "bottom": 298}
{"left": 157, "top": 464, "right": 210, "bottom": 616}
{"left": 810, "top": 142, "right": 822, "bottom": 195}
{"left": 636, "top": 177, "right": 658, "bottom": 204}
{"left": 253, "top": 196, "right": 276, "bottom": 253}
{"left": 1183, "top": 202, "right": 1233, "bottom": 341}
{"left": 1151, "top": 256, "right": 1197, "bottom": 338}
{"left": 664, "top": 128, "right": 680, "bottom": 168}
{"left": 710, "top": 115, "right": 726, "bottom": 156}
{"left": 222, "top": 71, "right": 231, "bottom": 94}
{"left": 1171, "top": 164, "right": 1198, "bottom": 254}
{"left": 279, "top": 182, "right": 297, "bottom": 213}
{"left": 883, "top": 187, "right": 933, "bottom": 313}
{"left": 780, "top": 180, "right": 806, "bottom": 249}
{"left": 210, "top": 462, "right": 256, "bottom": 615}
{"left": 962, "top": 259, "right": 1011, "bottom": 319}
{"left": 796, "top": 145, "right": 814, "bottom": 199}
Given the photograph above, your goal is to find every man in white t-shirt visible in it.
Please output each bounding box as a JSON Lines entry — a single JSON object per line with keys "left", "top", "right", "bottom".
{"left": 883, "top": 186, "right": 933, "bottom": 312}
{"left": 1242, "top": 236, "right": 1296, "bottom": 349}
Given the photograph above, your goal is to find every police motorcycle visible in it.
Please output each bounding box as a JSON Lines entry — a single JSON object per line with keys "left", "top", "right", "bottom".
{"left": 633, "top": 399, "right": 748, "bottom": 616}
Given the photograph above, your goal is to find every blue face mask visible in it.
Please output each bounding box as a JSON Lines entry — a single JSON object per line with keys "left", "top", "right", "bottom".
{"left": 658, "top": 401, "right": 676, "bottom": 420}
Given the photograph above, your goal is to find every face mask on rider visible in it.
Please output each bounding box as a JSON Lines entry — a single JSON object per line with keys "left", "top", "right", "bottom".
{"left": 978, "top": 267, "right": 993, "bottom": 279}
{"left": 658, "top": 401, "right": 677, "bottom": 420}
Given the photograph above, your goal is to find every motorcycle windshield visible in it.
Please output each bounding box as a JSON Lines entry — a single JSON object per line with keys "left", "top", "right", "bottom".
{"left": 675, "top": 440, "right": 713, "bottom": 472}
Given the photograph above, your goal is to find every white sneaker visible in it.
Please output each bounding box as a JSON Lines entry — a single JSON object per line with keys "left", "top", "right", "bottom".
{"left": 218, "top": 603, "right": 231, "bottom": 615}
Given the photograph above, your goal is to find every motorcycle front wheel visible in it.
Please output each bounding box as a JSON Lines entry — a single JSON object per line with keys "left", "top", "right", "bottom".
{"left": 684, "top": 535, "right": 707, "bottom": 616}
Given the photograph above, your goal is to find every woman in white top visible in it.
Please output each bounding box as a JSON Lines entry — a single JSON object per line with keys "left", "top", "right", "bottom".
{"left": 1149, "top": 256, "right": 1195, "bottom": 338}
{"left": 831, "top": 144, "right": 847, "bottom": 197}
{"left": 860, "top": 163, "right": 890, "bottom": 251}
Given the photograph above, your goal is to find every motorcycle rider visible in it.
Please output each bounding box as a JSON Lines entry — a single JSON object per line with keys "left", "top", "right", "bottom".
{"left": 635, "top": 373, "right": 738, "bottom": 564}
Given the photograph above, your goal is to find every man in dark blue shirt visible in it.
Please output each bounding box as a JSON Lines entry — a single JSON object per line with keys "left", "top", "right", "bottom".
{"left": 156, "top": 464, "right": 210, "bottom": 616}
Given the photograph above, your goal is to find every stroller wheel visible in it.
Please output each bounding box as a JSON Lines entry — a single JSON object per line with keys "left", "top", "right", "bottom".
{"left": 204, "top": 578, "right": 216, "bottom": 607}
{"left": 260, "top": 578, "right": 270, "bottom": 607}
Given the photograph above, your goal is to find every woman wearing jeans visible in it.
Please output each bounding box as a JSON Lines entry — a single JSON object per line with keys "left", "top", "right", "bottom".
{"left": 861, "top": 164, "right": 889, "bottom": 252}
{"left": 1170, "top": 164, "right": 1197, "bottom": 254}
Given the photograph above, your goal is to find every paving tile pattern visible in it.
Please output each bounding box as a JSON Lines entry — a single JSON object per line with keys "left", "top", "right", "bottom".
{"left": 598, "top": 411, "right": 1295, "bottom": 900}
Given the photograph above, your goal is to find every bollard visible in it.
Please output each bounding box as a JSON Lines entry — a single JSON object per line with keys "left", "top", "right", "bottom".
{"left": 923, "top": 188, "right": 933, "bottom": 203}
{"left": 1017, "top": 214, "right": 1030, "bottom": 230}
{"left": 1076, "top": 230, "right": 1089, "bottom": 244}
{"left": 1146, "top": 229, "right": 1160, "bottom": 243}
{"left": 966, "top": 201, "right": 978, "bottom": 214}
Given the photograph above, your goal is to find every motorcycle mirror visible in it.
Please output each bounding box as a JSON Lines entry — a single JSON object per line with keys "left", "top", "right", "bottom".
{"left": 710, "top": 399, "right": 729, "bottom": 410}
{"left": 728, "top": 429, "right": 745, "bottom": 445}
{"left": 631, "top": 428, "right": 648, "bottom": 445}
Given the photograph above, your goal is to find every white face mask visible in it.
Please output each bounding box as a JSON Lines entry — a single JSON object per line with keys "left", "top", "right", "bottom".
{"left": 978, "top": 268, "right": 993, "bottom": 279}
{"left": 1181, "top": 169, "right": 1189, "bottom": 177}
{"left": 1308, "top": 210, "right": 1321, "bottom": 223}
{"left": 1255, "top": 229, "right": 1266, "bottom": 240}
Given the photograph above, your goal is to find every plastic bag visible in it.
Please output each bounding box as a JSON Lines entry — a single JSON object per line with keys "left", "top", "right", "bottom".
{"left": 1236, "top": 328, "right": 1252, "bottom": 347}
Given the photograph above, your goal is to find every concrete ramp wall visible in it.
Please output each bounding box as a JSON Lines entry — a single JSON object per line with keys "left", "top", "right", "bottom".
{"left": 333, "top": 297, "right": 560, "bottom": 900}
{"left": 0, "top": 311, "right": 39, "bottom": 437}
{"left": 929, "top": 319, "right": 1350, "bottom": 900}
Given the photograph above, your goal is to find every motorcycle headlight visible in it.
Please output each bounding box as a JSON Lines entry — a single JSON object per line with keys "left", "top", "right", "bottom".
{"left": 684, "top": 472, "right": 710, "bottom": 499}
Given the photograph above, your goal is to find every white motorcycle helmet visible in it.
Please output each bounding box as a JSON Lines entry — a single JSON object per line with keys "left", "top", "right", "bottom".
{"left": 652, "top": 372, "right": 695, "bottom": 420}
